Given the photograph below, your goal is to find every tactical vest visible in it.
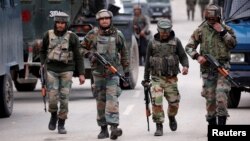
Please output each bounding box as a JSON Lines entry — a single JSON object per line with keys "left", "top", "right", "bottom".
{"left": 149, "top": 38, "right": 180, "bottom": 76}
{"left": 199, "top": 24, "right": 230, "bottom": 71}
{"left": 47, "top": 30, "right": 73, "bottom": 64}
{"left": 92, "top": 28, "right": 122, "bottom": 75}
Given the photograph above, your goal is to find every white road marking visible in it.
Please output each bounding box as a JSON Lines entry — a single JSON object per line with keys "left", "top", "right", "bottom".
{"left": 123, "top": 105, "right": 135, "bottom": 115}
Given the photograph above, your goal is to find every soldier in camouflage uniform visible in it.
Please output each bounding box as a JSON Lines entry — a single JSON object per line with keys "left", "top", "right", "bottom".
{"left": 185, "top": 4, "right": 236, "bottom": 125}
{"left": 40, "top": 12, "right": 85, "bottom": 134}
{"left": 143, "top": 19, "right": 189, "bottom": 136}
{"left": 186, "top": 0, "right": 197, "bottom": 21}
{"left": 133, "top": 4, "right": 151, "bottom": 66}
{"left": 81, "top": 9, "right": 129, "bottom": 140}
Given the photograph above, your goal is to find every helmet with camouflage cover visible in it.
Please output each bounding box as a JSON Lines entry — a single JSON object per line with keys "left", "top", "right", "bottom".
{"left": 157, "top": 18, "right": 172, "bottom": 32}
{"left": 204, "top": 4, "right": 221, "bottom": 20}
{"left": 96, "top": 9, "right": 113, "bottom": 20}
{"left": 54, "top": 12, "right": 70, "bottom": 23}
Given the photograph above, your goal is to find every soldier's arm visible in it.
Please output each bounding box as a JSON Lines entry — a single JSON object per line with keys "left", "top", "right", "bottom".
{"left": 71, "top": 33, "right": 85, "bottom": 75}
{"left": 176, "top": 38, "right": 189, "bottom": 68}
{"left": 144, "top": 40, "right": 152, "bottom": 81}
{"left": 40, "top": 32, "right": 49, "bottom": 65}
{"left": 221, "top": 25, "right": 237, "bottom": 49}
{"left": 185, "top": 28, "right": 201, "bottom": 60}
{"left": 117, "top": 31, "right": 129, "bottom": 73}
{"left": 80, "top": 29, "right": 96, "bottom": 58}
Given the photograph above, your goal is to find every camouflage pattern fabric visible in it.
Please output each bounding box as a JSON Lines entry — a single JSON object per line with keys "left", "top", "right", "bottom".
{"left": 93, "top": 75, "right": 121, "bottom": 126}
{"left": 47, "top": 70, "right": 73, "bottom": 119}
{"left": 201, "top": 72, "right": 231, "bottom": 119}
{"left": 185, "top": 21, "right": 236, "bottom": 121}
{"left": 150, "top": 76, "right": 180, "bottom": 123}
{"left": 81, "top": 27, "right": 129, "bottom": 126}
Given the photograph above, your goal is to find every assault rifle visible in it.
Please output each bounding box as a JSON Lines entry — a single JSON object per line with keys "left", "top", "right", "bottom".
{"left": 40, "top": 65, "right": 47, "bottom": 112}
{"left": 93, "top": 52, "right": 128, "bottom": 83}
{"left": 204, "top": 54, "right": 240, "bottom": 87}
{"left": 141, "top": 80, "right": 152, "bottom": 131}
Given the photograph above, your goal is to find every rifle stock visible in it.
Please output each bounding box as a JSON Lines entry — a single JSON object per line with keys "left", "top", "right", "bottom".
{"left": 93, "top": 52, "right": 128, "bottom": 83}
{"left": 204, "top": 54, "right": 240, "bottom": 87}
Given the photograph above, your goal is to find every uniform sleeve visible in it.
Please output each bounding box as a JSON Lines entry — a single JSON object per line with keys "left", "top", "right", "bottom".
{"left": 117, "top": 31, "right": 129, "bottom": 73}
{"left": 185, "top": 28, "right": 201, "bottom": 60}
{"left": 144, "top": 40, "right": 153, "bottom": 80}
{"left": 221, "top": 24, "right": 237, "bottom": 49}
{"left": 40, "top": 32, "right": 49, "bottom": 65}
{"left": 71, "top": 33, "right": 85, "bottom": 75}
{"left": 80, "top": 29, "right": 96, "bottom": 58}
{"left": 176, "top": 38, "right": 189, "bottom": 67}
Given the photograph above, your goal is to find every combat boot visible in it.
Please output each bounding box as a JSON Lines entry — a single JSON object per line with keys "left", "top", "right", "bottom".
{"left": 218, "top": 116, "right": 227, "bottom": 125}
{"left": 58, "top": 118, "right": 67, "bottom": 134}
{"left": 154, "top": 123, "right": 163, "bottom": 136}
{"left": 168, "top": 116, "right": 177, "bottom": 131}
{"left": 98, "top": 125, "right": 109, "bottom": 139}
{"left": 48, "top": 112, "right": 58, "bottom": 130}
{"left": 110, "top": 125, "right": 122, "bottom": 140}
{"left": 207, "top": 117, "right": 217, "bottom": 125}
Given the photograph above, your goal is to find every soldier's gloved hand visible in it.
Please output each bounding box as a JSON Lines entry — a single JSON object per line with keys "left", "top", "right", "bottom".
{"left": 141, "top": 80, "right": 150, "bottom": 87}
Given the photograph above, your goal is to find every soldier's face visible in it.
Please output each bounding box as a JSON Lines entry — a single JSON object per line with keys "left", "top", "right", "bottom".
{"left": 99, "top": 17, "right": 111, "bottom": 28}
{"left": 56, "top": 22, "right": 66, "bottom": 31}
{"left": 159, "top": 31, "right": 170, "bottom": 40}
{"left": 134, "top": 9, "right": 141, "bottom": 16}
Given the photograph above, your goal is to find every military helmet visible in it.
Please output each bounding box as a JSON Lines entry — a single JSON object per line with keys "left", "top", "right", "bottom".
{"left": 133, "top": 4, "right": 142, "bottom": 10}
{"left": 204, "top": 4, "right": 221, "bottom": 19}
{"left": 96, "top": 9, "right": 113, "bottom": 20}
{"left": 157, "top": 18, "right": 172, "bottom": 32}
{"left": 54, "top": 12, "right": 70, "bottom": 23}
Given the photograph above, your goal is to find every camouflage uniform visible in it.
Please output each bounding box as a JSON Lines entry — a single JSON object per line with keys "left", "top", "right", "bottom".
{"left": 81, "top": 9, "right": 129, "bottom": 139}
{"left": 133, "top": 5, "right": 151, "bottom": 65}
{"left": 144, "top": 19, "right": 189, "bottom": 135}
{"left": 186, "top": 0, "right": 197, "bottom": 20}
{"left": 185, "top": 5, "right": 237, "bottom": 125}
{"left": 40, "top": 12, "right": 85, "bottom": 134}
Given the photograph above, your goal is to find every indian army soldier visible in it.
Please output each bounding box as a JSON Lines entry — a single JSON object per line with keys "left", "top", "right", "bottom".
{"left": 81, "top": 9, "right": 129, "bottom": 140}
{"left": 185, "top": 4, "right": 236, "bottom": 125}
{"left": 40, "top": 12, "right": 85, "bottom": 134}
{"left": 143, "top": 19, "right": 189, "bottom": 136}
{"left": 133, "top": 4, "right": 151, "bottom": 66}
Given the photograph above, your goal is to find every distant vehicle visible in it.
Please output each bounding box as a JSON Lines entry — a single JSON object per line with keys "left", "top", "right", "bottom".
{"left": 0, "top": 0, "right": 24, "bottom": 118}
{"left": 147, "top": 0, "right": 172, "bottom": 22}
{"left": 223, "top": 0, "right": 250, "bottom": 108}
{"left": 122, "top": 0, "right": 150, "bottom": 16}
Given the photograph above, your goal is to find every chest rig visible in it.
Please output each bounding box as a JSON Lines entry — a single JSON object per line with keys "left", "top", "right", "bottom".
{"left": 47, "top": 30, "right": 73, "bottom": 64}
{"left": 92, "top": 28, "right": 122, "bottom": 75}
{"left": 150, "top": 38, "right": 180, "bottom": 76}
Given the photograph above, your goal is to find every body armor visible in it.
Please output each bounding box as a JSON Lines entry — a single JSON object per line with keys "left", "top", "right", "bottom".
{"left": 47, "top": 30, "right": 73, "bottom": 64}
